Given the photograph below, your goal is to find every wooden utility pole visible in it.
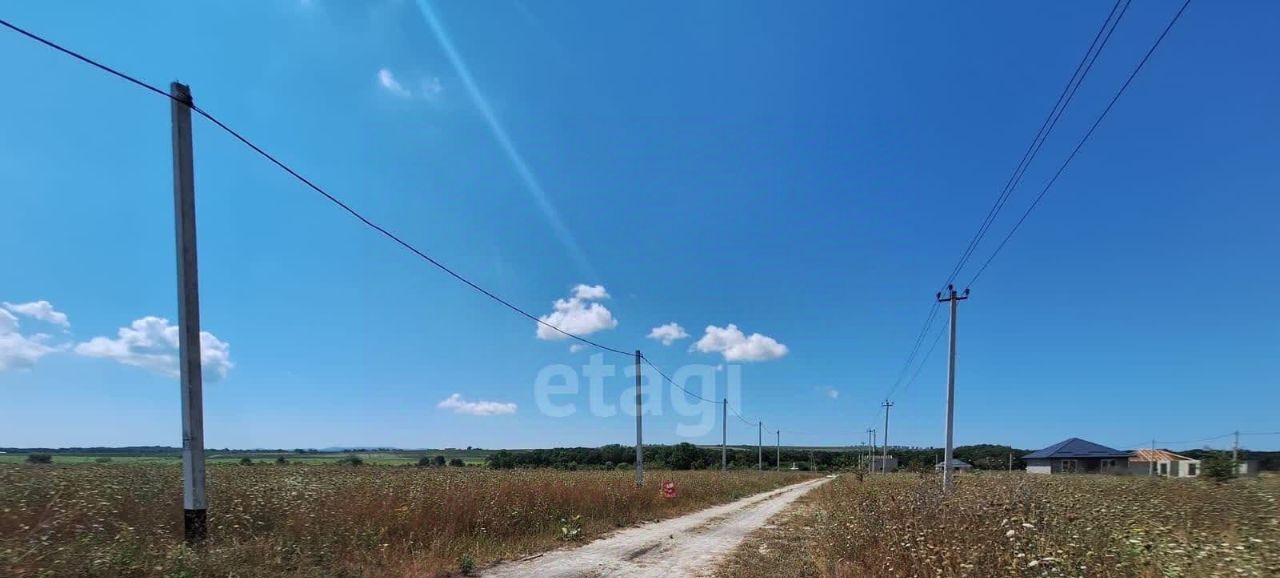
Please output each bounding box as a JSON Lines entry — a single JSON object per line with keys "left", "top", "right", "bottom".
{"left": 937, "top": 285, "right": 969, "bottom": 492}
{"left": 634, "top": 350, "right": 643, "bottom": 486}
{"left": 171, "top": 82, "right": 207, "bottom": 543}
{"left": 1232, "top": 431, "right": 1240, "bottom": 467}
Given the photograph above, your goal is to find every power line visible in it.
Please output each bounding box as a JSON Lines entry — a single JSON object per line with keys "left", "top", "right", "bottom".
{"left": 0, "top": 16, "right": 632, "bottom": 358}
{"left": 940, "top": 0, "right": 1131, "bottom": 289}
{"left": 901, "top": 318, "right": 948, "bottom": 395}
{"left": 967, "top": 0, "right": 1192, "bottom": 287}
{"left": 728, "top": 405, "right": 756, "bottom": 428}
{"left": 883, "top": 301, "right": 942, "bottom": 402}
{"left": 639, "top": 355, "right": 716, "bottom": 403}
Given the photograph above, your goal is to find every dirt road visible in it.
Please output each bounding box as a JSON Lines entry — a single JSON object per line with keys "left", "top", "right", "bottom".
{"left": 480, "top": 475, "right": 831, "bottom": 578}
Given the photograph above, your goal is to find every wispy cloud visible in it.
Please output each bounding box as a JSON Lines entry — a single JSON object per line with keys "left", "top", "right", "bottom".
{"left": 437, "top": 393, "right": 517, "bottom": 416}
{"left": 377, "top": 68, "right": 411, "bottom": 98}
{"left": 414, "top": 0, "right": 596, "bottom": 279}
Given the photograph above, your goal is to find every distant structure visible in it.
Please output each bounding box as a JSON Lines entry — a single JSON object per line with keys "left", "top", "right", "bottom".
{"left": 870, "top": 455, "right": 898, "bottom": 473}
{"left": 1023, "top": 438, "right": 1130, "bottom": 475}
{"left": 935, "top": 458, "right": 972, "bottom": 473}
{"left": 1129, "top": 448, "right": 1200, "bottom": 478}
{"left": 1236, "top": 459, "right": 1261, "bottom": 477}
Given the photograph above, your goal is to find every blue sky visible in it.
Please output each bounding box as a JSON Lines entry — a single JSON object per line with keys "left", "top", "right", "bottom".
{"left": 1, "top": 1, "right": 1277, "bottom": 452}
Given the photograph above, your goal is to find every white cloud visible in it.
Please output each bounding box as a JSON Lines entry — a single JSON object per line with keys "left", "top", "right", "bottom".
{"left": 536, "top": 284, "right": 618, "bottom": 341}
{"left": 3, "top": 300, "right": 69, "bottom": 328}
{"left": 647, "top": 322, "right": 689, "bottom": 346}
{"left": 74, "top": 316, "right": 233, "bottom": 381}
{"left": 568, "top": 344, "right": 585, "bottom": 353}
{"left": 823, "top": 387, "right": 839, "bottom": 399}
{"left": 693, "top": 324, "right": 788, "bottom": 362}
{"left": 0, "top": 309, "right": 58, "bottom": 371}
{"left": 437, "top": 393, "right": 517, "bottom": 416}
{"left": 377, "top": 68, "right": 443, "bottom": 101}
{"left": 377, "top": 68, "right": 411, "bottom": 98}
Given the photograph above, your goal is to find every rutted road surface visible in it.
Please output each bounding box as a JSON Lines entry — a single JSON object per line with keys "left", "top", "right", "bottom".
{"left": 481, "top": 476, "right": 832, "bottom": 578}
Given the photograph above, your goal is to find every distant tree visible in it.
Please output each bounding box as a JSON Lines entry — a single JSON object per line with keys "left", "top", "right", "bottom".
{"left": 337, "top": 455, "right": 364, "bottom": 467}
{"left": 239, "top": 457, "right": 253, "bottom": 466}
{"left": 449, "top": 458, "right": 465, "bottom": 467}
{"left": 417, "top": 456, "right": 433, "bottom": 467}
{"left": 1201, "top": 451, "right": 1237, "bottom": 483}
{"left": 487, "top": 450, "right": 516, "bottom": 469}
{"left": 434, "top": 455, "right": 447, "bottom": 467}
{"left": 275, "top": 456, "right": 288, "bottom": 465}
{"left": 666, "top": 443, "right": 702, "bottom": 470}
{"left": 26, "top": 453, "right": 52, "bottom": 464}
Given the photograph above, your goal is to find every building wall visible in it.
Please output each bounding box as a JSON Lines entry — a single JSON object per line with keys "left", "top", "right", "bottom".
{"left": 1129, "top": 459, "right": 1201, "bottom": 478}
{"left": 1026, "top": 459, "right": 1052, "bottom": 475}
{"left": 1026, "top": 457, "right": 1128, "bottom": 474}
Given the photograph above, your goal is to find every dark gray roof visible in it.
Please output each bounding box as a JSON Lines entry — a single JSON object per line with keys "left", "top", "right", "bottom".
{"left": 1023, "top": 438, "right": 1130, "bottom": 459}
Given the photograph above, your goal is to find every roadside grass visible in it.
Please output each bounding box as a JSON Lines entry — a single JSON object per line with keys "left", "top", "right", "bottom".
{"left": 718, "top": 472, "right": 1280, "bottom": 578}
{"left": 0, "top": 463, "right": 812, "bottom": 577}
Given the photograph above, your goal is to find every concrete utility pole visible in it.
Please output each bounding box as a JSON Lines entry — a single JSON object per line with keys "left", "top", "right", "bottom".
{"left": 721, "top": 399, "right": 727, "bottom": 471}
{"left": 775, "top": 430, "right": 780, "bottom": 471}
{"left": 881, "top": 400, "right": 894, "bottom": 474}
{"left": 171, "top": 82, "right": 207, "bottom": 543}
{"left": 757, "top": 422, "right": 763, "bottom": 471}
{"left": 1008, "top": 452, "right": 1013, "bottom": 472}
{"left": 1233, "top": 431, "right": 1240, "bottom": 466}
{"left": 634, "top": 350, "right": 643, "bottom": 487}
{"left": 1150, "top": 439, "right": 1157, "bottom": 476}
{"left": 937, "top": 285, "right": 969, "bottom": 492}
{"left": 866, "top": 428, "right": 875, "bottom": 473}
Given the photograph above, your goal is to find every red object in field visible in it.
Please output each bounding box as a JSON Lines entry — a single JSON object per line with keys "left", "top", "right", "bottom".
{"left": 661, "top": 480, "right": 678, "bottom": 498}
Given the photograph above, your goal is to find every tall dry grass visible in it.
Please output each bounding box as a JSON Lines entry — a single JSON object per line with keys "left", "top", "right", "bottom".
{"left": 720, "top": 472, "right": 1280, "bottom": 578}
{"left": 0, "top": 463, "right": 810, "bottom": 577}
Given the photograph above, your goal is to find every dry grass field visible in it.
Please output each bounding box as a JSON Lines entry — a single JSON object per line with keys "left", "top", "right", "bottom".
{"left": 718, "top": 473, "right": 1280, "bottom": 578}
{"left": 0, "top": 463, "right": 811, "bottom": 578}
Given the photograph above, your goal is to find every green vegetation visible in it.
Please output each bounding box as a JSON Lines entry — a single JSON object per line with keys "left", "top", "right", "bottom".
{"left": 1201, "top": 450, "right": 1239, "bottom": 483}
{"left": 335, "top": 455, "right": 363, "bottom": 466}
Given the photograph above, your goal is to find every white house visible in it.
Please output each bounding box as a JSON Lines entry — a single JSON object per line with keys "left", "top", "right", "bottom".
{"left": 1129, "top": 448, "right": 1200, "bottom": 478}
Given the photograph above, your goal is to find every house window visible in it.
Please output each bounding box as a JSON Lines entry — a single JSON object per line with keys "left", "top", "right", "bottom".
{"left": 1188, "top": 463, "right": 1198, "bottom": 476}
{"left": 1159, "top": 463, "right": 1168, "bottom": 475}
{"left": 1060, "top": 459, "right": 1077, "bottom": 473}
